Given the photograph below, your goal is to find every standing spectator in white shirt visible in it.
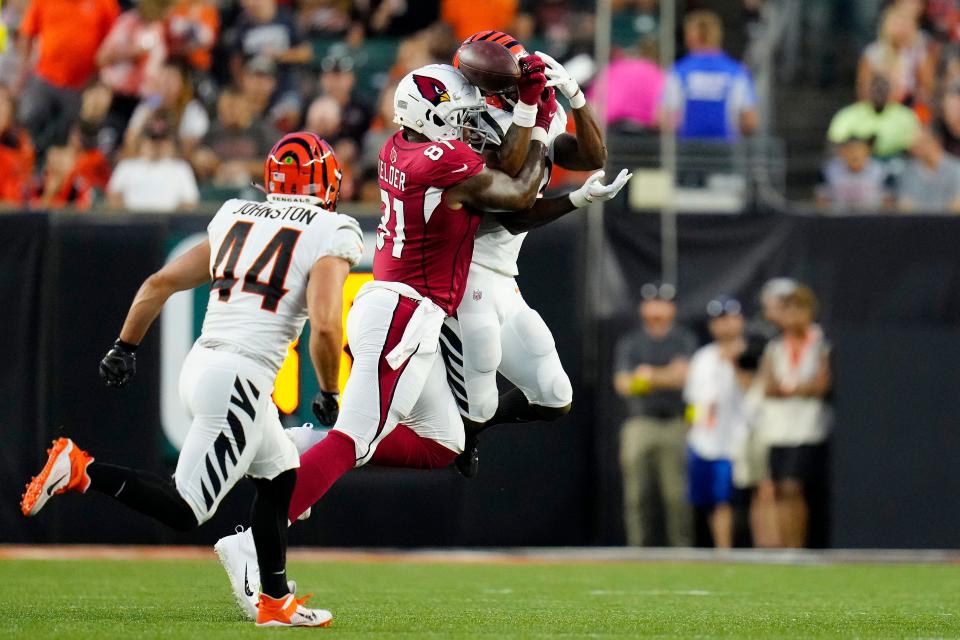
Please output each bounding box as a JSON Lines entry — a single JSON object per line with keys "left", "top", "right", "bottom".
{"left": 684, "top": 296, "right": 746, "bottom": 549}
{"left": 758, "top": 285, "right": 832, "bottom": 548}
{"left": 107, "top": 116, "right": 198, "bottom": 212}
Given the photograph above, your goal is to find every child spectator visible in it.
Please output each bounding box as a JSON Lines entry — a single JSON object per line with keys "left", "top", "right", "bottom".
{"left": 660, "top": 10, "right": 758, "bottom": 141}
{"left": 816, "top": 137, "right": 892, "bottom": 213}
{"left": 0, "top": 86, "right": 34, "bottom": 206}
{"left": 827, "top": 74, "right": 919, "bottom": 160}
{"left": 898, "top": 127, "right": 960, "bottom": 212}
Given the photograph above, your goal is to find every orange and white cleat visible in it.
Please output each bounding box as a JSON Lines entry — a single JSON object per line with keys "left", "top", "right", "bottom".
{"left": 20, "top": 437, "right": 94, "bottom": 517}
{"left": 255, "top": 591, "right": 332, "bottom": 628}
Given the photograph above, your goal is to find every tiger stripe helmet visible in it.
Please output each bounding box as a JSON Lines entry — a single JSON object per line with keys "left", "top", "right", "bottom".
{"left": 264, "top": 132, "right": 342, "bottom": 210}
{"left": 453, "top": 30, "right": 528, "bottom": 66}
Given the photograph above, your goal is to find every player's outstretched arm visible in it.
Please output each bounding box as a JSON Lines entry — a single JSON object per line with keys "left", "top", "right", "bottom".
{"left": 537, "top": 51, "right": 608, "bottom": 171}
{"left": 496, "top": 168, "right": 632, "bottom": 234}
{"left": 447, "top": 141, "right": 547, "bottom": 212}
{"left": 306, "top": 255, "right": 352, "bottom": 426}
{"left": 101, "top": 240, "right": 211, "bottom": 388}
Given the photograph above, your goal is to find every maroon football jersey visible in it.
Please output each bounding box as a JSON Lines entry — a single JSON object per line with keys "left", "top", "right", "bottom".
{"left": 375, "top": 131, "right": 485, "bottom": 315}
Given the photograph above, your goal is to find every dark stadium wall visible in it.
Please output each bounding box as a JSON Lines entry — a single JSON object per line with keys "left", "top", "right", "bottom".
{"left": 3, "top": 210, "right": 960, "bottom": 549}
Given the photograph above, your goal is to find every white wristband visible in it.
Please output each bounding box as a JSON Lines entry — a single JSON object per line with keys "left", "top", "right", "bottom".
{"left": 569, "top": 89, "right": 586, "bottom": 110}
{"left": 531, "top": 126, "right": 549, "bottom": 145}
{"left": 569, "top": 189, "right": 590, "bottom": 209}
{"left": 512, "top": 101, "right": 538, "bottom": 128}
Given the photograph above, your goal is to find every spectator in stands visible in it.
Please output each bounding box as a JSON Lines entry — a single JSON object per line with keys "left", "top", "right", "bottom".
{"left": 360, "top": 81, "right": 399, "bottom": 188}
{"left": 107, "top": 116, "right": 198, "bottom": 212}
{"left": 124, "top": 62, "right": 209, "bottom": 156}
{"left": 0, "top": 86, "right": 34, "bottom": 207}
{"left": 857, "top": 4, "right": 935, "bottom": 108}
{"left": 684, "top": 296, "right": 746, "bottom": 549}
{"left": 614, "top": 283, "right": 696, "bottom": 547}
{"left": 935, "top": 78, "right": 960, "bottom": 156}
{"left": 759, "top": 285, "right": 831, "bottom": 549}
{"left": 166, "top": 0, "right": 220, "bottom": 75}
{"left": 747, "top": 278, "right": 796, "bottom": 344}
{"left": 237, "top": 55, "right": 300, "bottom": 133}
{"left": 77, "top": 82, "right": 122, "bottom": 159}
{"left": 32, "top": 142, "right": 106, "bottom": 210}
{"left": 349, "top": 0, "right": 439, "bottom": 39}
{"left": 816, "top": 136, "right": 893, "bottom": 213}
{"left": 827, "top": 74, "right": 919, "bottom": 160}
{"left": 97, "top": 0, "right": 170, "bottom": 132}
{"left": 16, "top": 0, "right": 119, "bottom": 155}
{"left": 441, "top": 0, "right": 517, "bottom": 41}
{"left": 898, "top": 126, "right": 960, "bottom": 212}
{"left": 317, "top": 49, "right": 372, "bottom": 146}
{"left": 0, "top": 0, "right": 28, "bottom": 88}
{"left": 588, "top": 36, "right": 664, "bottom": 132}
{"left": 660, "top": 10, "right": 758, "bottom": 141}
{"left": 229, "top": 0, "right": 312, "bottom": 117}
{"left": 611, "top": 0, "right": 659, "bottom": 50}
{"left": 192, "top": 86, "right": 276, "bottom": 186}
{"left": 304, "top": 95, "right": 342, "bottom": 143}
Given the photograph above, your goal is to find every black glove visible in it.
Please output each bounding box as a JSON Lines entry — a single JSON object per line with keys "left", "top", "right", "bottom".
{"left": 311, "top": 390, "right": 340, "bottom": 427}
{"left": 99, "top": 339, "right": 138, "bottom": 388}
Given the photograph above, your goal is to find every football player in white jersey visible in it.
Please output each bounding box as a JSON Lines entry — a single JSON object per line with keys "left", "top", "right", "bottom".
{"left": 449, "top": 32, "right": 631, "bottom": 475}
{"left": 19, "top": 132, "right": 363, "bottom": 628}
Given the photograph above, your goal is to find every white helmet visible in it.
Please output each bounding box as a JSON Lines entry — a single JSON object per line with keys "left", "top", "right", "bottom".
{"left": 394, "top": 64, "right": 496, "bottom": 148}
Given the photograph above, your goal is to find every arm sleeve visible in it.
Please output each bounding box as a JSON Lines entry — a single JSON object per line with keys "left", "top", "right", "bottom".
{"left": 425, "top": 141, "right": 485, "bottom": 188}
{"left": 324, "top": 215, "right": 364, "bottom": 267}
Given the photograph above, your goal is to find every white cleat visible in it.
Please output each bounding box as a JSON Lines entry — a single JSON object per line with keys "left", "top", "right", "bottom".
{"left": 214, "top": 526, "right": 259, "bottom": 620}
{"left": 255, "top": 591, "right": 332, "bottom": 628}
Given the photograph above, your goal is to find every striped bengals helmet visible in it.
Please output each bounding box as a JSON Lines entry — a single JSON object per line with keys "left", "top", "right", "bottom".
{"left": 453, "top": 30, "right": 528, "bottom": 66}
{"left": 264, "top": 132, "right": 342, "bottom": 210}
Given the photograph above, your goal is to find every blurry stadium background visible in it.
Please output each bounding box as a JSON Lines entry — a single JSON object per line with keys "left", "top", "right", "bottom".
{"left": 2, "top": 0, "right": 960, "bottom": 558}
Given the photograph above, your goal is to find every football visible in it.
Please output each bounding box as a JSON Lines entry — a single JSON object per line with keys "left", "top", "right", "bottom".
{"left": 456, "top": 40, "right": 521, "bottom": 94}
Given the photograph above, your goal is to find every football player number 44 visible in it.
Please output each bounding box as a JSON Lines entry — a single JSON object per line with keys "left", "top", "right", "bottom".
{"left": 211, "top": 221, "right": 301, "bottom": 312}
{"left": 377, "top": 141, "right": 453, "bottom": 259}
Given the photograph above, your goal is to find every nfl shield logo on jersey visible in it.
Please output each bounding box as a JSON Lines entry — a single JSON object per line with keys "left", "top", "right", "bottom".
{"left": 473, "top": 289, "right": 482, "bottom": 301}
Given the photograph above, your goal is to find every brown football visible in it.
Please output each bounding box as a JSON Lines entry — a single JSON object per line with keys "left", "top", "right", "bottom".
{"left": 456, "top": 40, "right": 521, "bottom": 94}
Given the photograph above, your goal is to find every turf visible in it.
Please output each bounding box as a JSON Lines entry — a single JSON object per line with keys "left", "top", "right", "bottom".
{"left": 1, "top": 558, "right": 959, "bottom": 639}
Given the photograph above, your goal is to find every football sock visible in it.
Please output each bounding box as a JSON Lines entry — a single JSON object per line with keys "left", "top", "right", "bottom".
{"left": 251, "top": 469, "right": 296, "bottom": 599}
{"left": 473, "top": 387, "right": 564, "bottom": 434}
{"left": 287, "top": 430, "right": 356, "bottom": 521}
{"left": 369, "top": 424, "right": 459, "bottom": 469}
{"left": 86, "top": 462, "right": 198, "bottom": 531}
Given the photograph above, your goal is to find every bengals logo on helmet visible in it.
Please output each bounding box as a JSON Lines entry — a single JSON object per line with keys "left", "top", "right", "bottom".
{"left": 412, "top": 74, "right": 451, "bottom": 107}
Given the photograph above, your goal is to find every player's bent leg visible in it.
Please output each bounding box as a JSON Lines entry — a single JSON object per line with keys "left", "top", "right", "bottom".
{"left": 370, "top": 424, "right": 460, "bottom": 469}
{"left": 442, "top": 313, "right": 502, "bottom": 423}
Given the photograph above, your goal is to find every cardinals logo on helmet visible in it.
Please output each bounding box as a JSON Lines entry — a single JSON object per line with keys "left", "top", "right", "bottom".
{"left": 412, "top": 74, "right": 451, "bottom": 106}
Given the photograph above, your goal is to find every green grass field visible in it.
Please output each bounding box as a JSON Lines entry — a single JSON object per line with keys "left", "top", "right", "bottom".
{"left": 2, "top": 557, "right": 960, "bottom": 639}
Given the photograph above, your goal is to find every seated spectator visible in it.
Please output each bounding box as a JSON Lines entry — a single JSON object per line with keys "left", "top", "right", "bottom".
{"left": 192, "top": 86, "right": 276, "bottom": 186}
{"left": 78, "top": 82, "right": 121, "bottom": 157}
{"left": 441, "top": 0, "right": 517, "bottom": 41}
{"left": 166, "top": 0, "right": 220, "bottom": 75}
{"left": 827, "top": 75, "right": 919, "bottom": 160}
{"left": 97, "top": 0, "right": 170, "bottom": 130}
{"left": 0, "top": 86, "right": 34, "bottom": 206}
{"left": 935, "top": 79, "right": 960, "bottom": 156}
{"left": 660, "top": 10, "right": 758, "bottom": 141}
{"left": 33, "top": 144, "right": 104, "bottom": 210}
{"left": 107, "top": 117, "right": 198, "bottom": 212}
{"left": 317, "top": 49, "right": 372, "bottom": 146}
{"left": 304, "top": 95, "right": 342, "bottom": 143}
{"left": 125, "top": 62, "right": 209, "bottom": 155}
{"left": 16, "top": 0, "right": 119, "bottom": 155}
{"left": 588, "top": 36, "right": 664, "bottom": 131}
{"left": 857, "top": 5, "right": 935, "bottom": 108}
{"left": 758, "top": 285, "right": 832, "bottom": 549}
{"left": 684, "top": 296, "right": 746, "bottom": 549}
{"left": 229, "top": 0, "right": 312, "bottom": 115}
{"left": 898, "top": 127, "right": 960, "bottom": 213}
{"left": 816, "top": 137, "right": 893, "bottom": 213}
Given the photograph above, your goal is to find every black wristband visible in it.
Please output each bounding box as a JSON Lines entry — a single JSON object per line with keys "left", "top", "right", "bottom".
{"left": 115, "top": 339, "right": 139, "bottom": 353}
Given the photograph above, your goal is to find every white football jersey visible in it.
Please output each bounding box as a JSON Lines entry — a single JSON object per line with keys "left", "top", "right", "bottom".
{"left": 200, "top": 194, "right": 364, "bottom": 374}
{"left": 472, "top": 106, "right": 568, "bottom": 277}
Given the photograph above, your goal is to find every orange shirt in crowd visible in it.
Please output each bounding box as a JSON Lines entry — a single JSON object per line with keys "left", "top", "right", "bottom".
{"left": 441, "top": 0, "right": 517, "bottom": 41}
{"left": 167, "top": 1, "right": 220, "bottom": 72}
{"left": 0, "top": 130, "right": 36, "bottom": 205}
{"left": 98, "top": 11, "right": 168, "bottom": 97}
{"left": 19, "top": 0, "right": 120, "bottom": 89}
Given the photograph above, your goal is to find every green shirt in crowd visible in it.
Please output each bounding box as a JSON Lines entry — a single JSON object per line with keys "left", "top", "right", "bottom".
{"left": 827, "top": 101, "right": 919, "bottom": 158}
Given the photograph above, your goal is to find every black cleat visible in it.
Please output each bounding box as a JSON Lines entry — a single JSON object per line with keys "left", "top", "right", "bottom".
{"left": 455, "top": 433, "right": 479, "bottom": 478}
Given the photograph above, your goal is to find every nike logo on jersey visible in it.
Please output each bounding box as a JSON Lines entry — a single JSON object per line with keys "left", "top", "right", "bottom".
{"left": 244, "top": 565, "right": 254, "bottom": 597}
{"left": 452, "top": 163, "right": 469, "bottom": 173}
{"left": 47, "top": 473, "right": 67, "bottom": 496}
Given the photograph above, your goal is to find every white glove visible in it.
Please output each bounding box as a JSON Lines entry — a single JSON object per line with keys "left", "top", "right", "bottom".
{"left": 536, "top": 50, "right": 585, "bottom": 109}
{"left": 568, "top": 169, "right": 633, "bottom": 208}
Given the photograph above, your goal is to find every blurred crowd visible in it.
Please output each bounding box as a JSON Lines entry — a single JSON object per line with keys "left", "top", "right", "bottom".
{"left": 614, "top": 278, "right": 831, "bottom": 549}
{"left": 819, "top": 0, "right": 960, "bottom": 213}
